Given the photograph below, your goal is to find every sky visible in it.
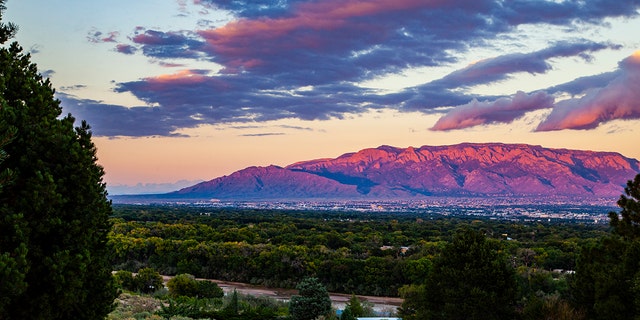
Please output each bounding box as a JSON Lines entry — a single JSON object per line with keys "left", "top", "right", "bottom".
{"left": 4, "top": 0, "right": 640, "bottom": 194}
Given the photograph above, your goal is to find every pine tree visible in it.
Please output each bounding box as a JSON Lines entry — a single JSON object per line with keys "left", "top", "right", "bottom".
{"left": 0, "top": 1, "right": 117, "bottom": 318}
{"left": 609, "top": 174, "right": 640, "bottom": 240}
{"left": 346, "top": 293, "right": 364, "bottom": 318}
{"left": 289, "top": 277, "right": 333, "bottom": 320}
{"left": 421, "top": 228, "right": 517, "bottom": 320}
{"left": 572, "top": 173, "right": 640, "bottom": 319}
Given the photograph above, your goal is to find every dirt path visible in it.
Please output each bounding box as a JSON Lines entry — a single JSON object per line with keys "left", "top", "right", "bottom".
{"left": 161, "top": 275, "right": 403, "bottom": 311}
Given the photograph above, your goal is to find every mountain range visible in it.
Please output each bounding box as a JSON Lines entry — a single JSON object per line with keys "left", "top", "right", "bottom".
{"left": 156, "top": 143, "right": 639, "bottom": 201}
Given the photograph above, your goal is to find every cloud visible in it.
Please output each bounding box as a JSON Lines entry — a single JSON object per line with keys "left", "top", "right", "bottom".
{"left": 87, "top": 29, "right": 119, "bottom": 43}
{"left": 57, "top": 93, "right": 186, "bottom": 137}
{"left": 130, "top": 29, "right": 207, "bottom": 59}
{"left": 431, "top": 40, "right": 619, "bottom": 89}
{"left": 430, "top": 91, "right": 555, "bottom": 131}
{"left": 64, "top": 1, "right": 640, "bottom": 136}
{"left": 239, "top": 132, "right": 286, "bottom": 137}
{"left": 28, "top": 44, "right": 42, "bottom": 54}
{"left": 115, "top": 44, "right": 137, "bottom": 55}
{"left": 40, "top": 69, "right": 55, "bottom": 79}
{"left": 536, "top": 51, "right": 640, "bottom": 131}
{"left": 545, "top": 71, "right": 620, "bottom": 96}
{"left": 59, "top": 84, "right": 87, "bottom": 91}
{"left": 428, "top": 51, "right": 640, "bottom": 132}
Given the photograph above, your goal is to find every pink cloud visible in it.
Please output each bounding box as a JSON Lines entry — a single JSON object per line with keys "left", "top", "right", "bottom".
{"left": 536, "top": 51, "right": 640, "bottom": 131}
{"left": 145, "top": 69, "right": 209, "bottom": 85}
{"left": 115, "top": 44, "right": 136, "bottom": 55}
{"left": 431, "top": 91, "right": 555, "bottom": 131}
{"left": 197, "top": 0, "right": 444, "bottom": 70}
{"left": 87, "top": 30, "right": 119, "bottom": 43}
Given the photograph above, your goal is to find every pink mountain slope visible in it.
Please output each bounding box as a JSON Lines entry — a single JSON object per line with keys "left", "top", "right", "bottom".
{"left": 172, "top": 143, "right": 639, "bottom": 200}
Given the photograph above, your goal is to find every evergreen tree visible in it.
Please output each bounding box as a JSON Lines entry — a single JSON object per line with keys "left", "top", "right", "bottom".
{"left": 340, "top": 306, "right": 355, "bottom": 320}
{"left": 0, "top": 1, "right": 117, "bottom": 318}
{"left": 223, "top": 289, "right": 240, "bottom": 316}
{"left": 289, "top": 277, "right": 332, "bottom": 320}
{"left": 421, "top": 228, "right": 517, "bottom": 320}
{"left": 346, "top": 294, "right": 364, "bottom": 318}
{"left": 609, "top": 173, "right": 640, "bottom": 240}
{"left": 573, "top": 174, "right": 640, "bottom": 319}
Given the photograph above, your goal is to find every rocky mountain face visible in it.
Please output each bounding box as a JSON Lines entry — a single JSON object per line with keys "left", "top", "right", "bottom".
{"left": 171, "top": 143, "right": 640, "bottom": 200}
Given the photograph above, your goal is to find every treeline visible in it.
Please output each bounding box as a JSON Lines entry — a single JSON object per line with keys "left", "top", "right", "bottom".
{"left": 109, "top": 205, "right": 607, "bottom": 297}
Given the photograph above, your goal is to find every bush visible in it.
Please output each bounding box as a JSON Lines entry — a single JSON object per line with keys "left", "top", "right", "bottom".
{"left": 114, "top": 270, "right": 136, "bottom": 291}
{"left": 167, "top": 274, "right": 199, "bottom": 297}
{"left": 167, "top": 274, "right": 224, "bottom": 299}
{"left": 135, "top": 268, "right": 163, "bottom": 294}
{"left": 197, "top": 280, "right": 224, "bottom": 299}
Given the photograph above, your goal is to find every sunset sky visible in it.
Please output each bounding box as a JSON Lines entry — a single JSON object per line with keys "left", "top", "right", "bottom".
{"left": 5, "top": 0, "right": 640, "bottom": 194}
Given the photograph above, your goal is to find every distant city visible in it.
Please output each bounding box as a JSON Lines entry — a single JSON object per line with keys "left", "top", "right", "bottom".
{"left": 114, "top": 197, "right": 617, "bottom": 224}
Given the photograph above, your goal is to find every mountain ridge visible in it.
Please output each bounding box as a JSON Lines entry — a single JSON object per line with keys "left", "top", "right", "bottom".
{"left": 165, "top": 142, "right": 639, "bottom": 200}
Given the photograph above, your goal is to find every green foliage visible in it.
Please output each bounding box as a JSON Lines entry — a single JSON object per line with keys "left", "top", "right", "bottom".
{"left": 609, "top": 174, "right": 640, "bottom": 240}
{"left": 0, "top": 126, "right": 15, "bottom": 190}
{"left": 108, "top": 293, "right": 163, "bottom": 320}
{"left": 0, "top": 2, "right": 117, "bottom": 318}
{"left": 197, "top": 279, "right": 224, "bottom": 299}
{"left": 516, "top": 268, "right": 570, "bottom": 302}
{"left": 346, "top": 294, "right": 364, "bottom": 318}
{"left": 522, "top": 293, "right": 585, "bottom": 320}
{"left": 167, "top": 274, "right": 199, "bottom": 297}
{"left": 109, "top": 205, "right": 604, "bottom": 298}
{"left": 135, "top": 268, "right": 163, "bottom": 294}
{"left": 166, "top": 274, "right": 224, "bottom": 299}
{"left": 339, "top": 306, "right": 355, "bottom": 320}
{"left": 419, "top": 228, "right": 517, "bottom": 320}
{"left": 572, "top": 174, "right": 640, "bottom": 319}
{"left": 289, "top": 277, "right": 332, "bottom": 320}
{"left": 223, "top": 289, "right": 240, "bottom": 316}
{"left": 114, "top": 270, "right": 136, "bottom": 291}
{"left": 107, "top": 204, "right": 625, "bottom": 318}
{"left": 156, "top": 296, "right": 211, "bottom": 319}
{"left": 397, "top": 284, "right": 427, "bottom": 320}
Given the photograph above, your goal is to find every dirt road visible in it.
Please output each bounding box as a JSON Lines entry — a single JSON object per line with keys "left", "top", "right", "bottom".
{"left": 161, "top": 275, "right": 403, "bottom": 312}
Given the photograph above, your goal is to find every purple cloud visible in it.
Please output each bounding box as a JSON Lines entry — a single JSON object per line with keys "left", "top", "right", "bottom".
{"left": 429, "top": 51, "right": 640, "bottom": 132}
{"left": 62, "top": 0, "right": 640, "bottom": 136}
{"left": 537, "top": 52, "right": 640, "bottom": 131}
{"left": 431, "top": 41, "right": 619, "bottom": 89}
{"left": 430, "top": 91, "right": 555, "bottom": 131}
{"left": 115, "top": 44, "right": 137, "bottom": 55}
{"left": 87, "top": 30, "right": 119, "bottom": 43}
{"left": 130, "top": 29, "right": 207, "bottom": 59}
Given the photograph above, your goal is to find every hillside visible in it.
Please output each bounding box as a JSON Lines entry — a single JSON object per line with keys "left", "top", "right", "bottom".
{"left": 167, "top": 143, "right": 639, "bottom": 200}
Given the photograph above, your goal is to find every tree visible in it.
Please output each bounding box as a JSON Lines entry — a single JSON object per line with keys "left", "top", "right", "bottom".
{"left": 341, "top": 294, "right": 365, "bottom": 320}
{"left": 222, "top": 289, "right": 240, "bottom": 316}
{"left": 0, "top": 1, "right": 117, "bottom": 318}
{"left": 345, "top": 294, "right": 364, "bottom": 318}
{"left": 340, "top": 306, "right": 355, "bottom": 320}
{"left": 113, "top": 270, "right": 136, "bottom": 291}
{"left": 420, "top": 228, "right": 517, "bottom": 320}
{"left": 572, "top": 173, "right": 640, "bottom": 319}
{"left": 0, "top": 126, "right": 14, "bottom": 190}
{"left": 167, "top": 273, "right": 199, "bottom": 297}
{"left": 135, "top": 268, "right": 163, "bottom": 294}
{"left": 609, "top": 173, "right": 640, "bottom": 240}
{"left": 0, "top": 123, "right": 24, "bottom": 316}
{"left": 197, "top": 279, "right": 224, "bottom": 299}
{"left": 289, "top": 277, "right": 333, "bottom": 320}
{"left": 397, "top": 284, "right": 428, "bottom": 320}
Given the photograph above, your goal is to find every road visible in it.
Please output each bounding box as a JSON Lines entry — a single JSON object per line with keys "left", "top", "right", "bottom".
{"left": 161, "top": 275, "right": 403, "bottom": 312}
